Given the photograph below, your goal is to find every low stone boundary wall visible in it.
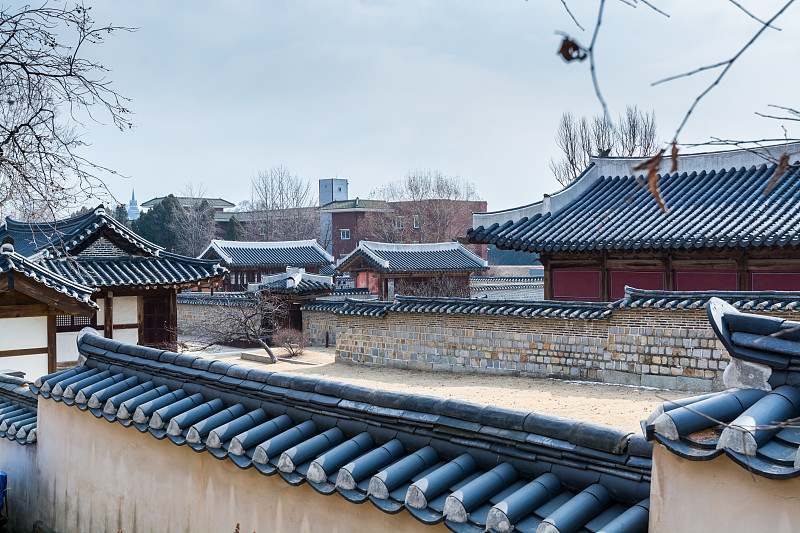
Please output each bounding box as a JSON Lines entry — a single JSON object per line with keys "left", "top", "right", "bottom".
{"left": 304, "top": 289, "right": 800, "bottom": 392}
{"left": 303, "top": 310, "right": 337, "bottom": 346}
{"left": 333, "top": 309, "right": 724, "bottom": 391}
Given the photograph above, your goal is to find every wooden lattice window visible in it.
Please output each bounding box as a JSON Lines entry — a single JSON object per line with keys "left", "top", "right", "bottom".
{"left": 55, "top": 314, "right": 98, "bottom": 332}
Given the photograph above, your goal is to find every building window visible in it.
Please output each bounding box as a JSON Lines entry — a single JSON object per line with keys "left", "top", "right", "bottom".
{"left": 340, "top": 229, "right": 350, "bottom": 240}
{"left": 413, "top": 215, "right": 420, "bottom": 228}
{"left": 395, "top": 216, "right": 405, "bottom": 229}
{"left": 56, "top": 314, "right": 97, "bottom": 332}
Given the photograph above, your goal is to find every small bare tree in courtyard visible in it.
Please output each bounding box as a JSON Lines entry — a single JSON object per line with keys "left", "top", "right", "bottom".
{"left": 190, "top": 292, "right": 288, "bottom": 363}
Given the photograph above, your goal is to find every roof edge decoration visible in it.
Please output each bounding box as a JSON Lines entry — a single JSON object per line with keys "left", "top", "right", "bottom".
{"left": 0, "top": 243, "right": 98, "bottom": 310}
{"left": 613, "top": 286, "right": 800, "bottom": 313}
{"left": 0, "top": 373, "right": 38, "bottom": 445}
{"left": 645, "top": 295, "right": 800, "bottom": 480}
{"left": 31, "top": 329, "right": 652, "bottom": 530}
{"left": 3, "top": 205, "right": 164, "bottom": 259}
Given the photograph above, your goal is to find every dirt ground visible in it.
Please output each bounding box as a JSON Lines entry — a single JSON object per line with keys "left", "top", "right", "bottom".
{"left": 191, "top": 344, "right": 686, "bottom": 433}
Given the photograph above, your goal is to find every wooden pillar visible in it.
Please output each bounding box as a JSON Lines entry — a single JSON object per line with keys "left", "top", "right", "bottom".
{"left": 600, "top": 253, "right": 610, "bottom": 302}
{"left": 738, "top": 254, "right": 750, "bottom": 291}
{"left": 169, "top": 287, "right": 178, "bottom": 349}
{"left": 541, "top": 256, "right": 553, "bottom": 300}
{"left": 663, "top": 255, "right": 675, "bottom": 292}
{"left": 47, "top": 313, "right": 57, "bottom": 374}
{"left": 104, "top": 291, "right": 113, "bottom": 339}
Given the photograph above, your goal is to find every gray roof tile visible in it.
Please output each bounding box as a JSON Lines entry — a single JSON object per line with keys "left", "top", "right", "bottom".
{"left": 34, "top": 328, "right": 653, "bottom": 531}
{"left": 337, "top": 241, "right": 488, "bottom": 274}
{"left": 468, "top": 162, "right": 800, "bottom": 253}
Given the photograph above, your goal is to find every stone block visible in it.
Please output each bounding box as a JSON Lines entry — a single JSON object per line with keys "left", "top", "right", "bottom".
{"left": 602, "top": 369, "right": 641, "bottom": 387}
{"left": 641, "top": 374, "right": 677, "bottom": 390}
{"left": 676, "top": 375, "right": 713, "bottom": 393}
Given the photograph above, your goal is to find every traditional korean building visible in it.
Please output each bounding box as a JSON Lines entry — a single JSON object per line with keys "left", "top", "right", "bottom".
{"left": 336, "top": 241, "right": 489, "bottom": 299}
{"left": 199, "top": 239, "right": 334, "bottom": 291}
{"left": 468, "top": 143, "right": 800, "bottom": 301}
{"left": 0, "top": 206, "right": 225, "bottom": 376}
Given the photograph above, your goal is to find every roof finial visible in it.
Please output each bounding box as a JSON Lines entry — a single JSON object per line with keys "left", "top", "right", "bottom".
{"left": 0, "top": 236, "right": 14, "bottom": 255}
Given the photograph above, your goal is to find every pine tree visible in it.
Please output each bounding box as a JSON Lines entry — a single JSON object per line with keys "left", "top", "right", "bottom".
{"left": 131, "top": 194, "right": 182, "bottom": 251}
{"left": 225, "top": 215, "right": 246, "bottom": 241}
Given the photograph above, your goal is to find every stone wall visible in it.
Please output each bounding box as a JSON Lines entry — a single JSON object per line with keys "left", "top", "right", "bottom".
{"left": 321, "top": 308, "right": 732, "bottom": 392}
{"left": 303, "top": 310, "right": 337, "bottom": 346}
{"left": 177, "top": 303, "right": 218, "bottom": 336}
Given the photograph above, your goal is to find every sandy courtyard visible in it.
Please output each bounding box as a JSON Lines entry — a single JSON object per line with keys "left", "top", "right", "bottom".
{"left": 190, "top": 344, "right": 686, "bottom": 433}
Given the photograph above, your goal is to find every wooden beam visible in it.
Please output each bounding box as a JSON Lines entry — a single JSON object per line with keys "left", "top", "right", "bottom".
{"left": 11, "top": 275, "right": 94, "bottom": 316}
{"left": 0, "top": 347, "right": 47, "bottom": 358}
{"left": 0, "top": 304, "right": 49, "bottom": 319}
{"left": 104, "top": 291, "right": 113, "bottom": 339}
{"left": 47, "top": 314, "right": 56, "bottom": 373}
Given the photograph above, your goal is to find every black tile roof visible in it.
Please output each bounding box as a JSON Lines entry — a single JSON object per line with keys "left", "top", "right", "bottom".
{"left": 201, "top": 239, "right": 334, "bottom": 268}
{"left": 0, "top": 248, "right": 97, "bottom": 309}
{"left": 613, "top": 287, "right": 800, "bottom": 313}
{"left": 34, "top": 328, "right": 652, "bottom": 532}
{"left": 468, "top": 161, "right": 800, "bottom": 253}
{"left": 337, "top": 241, "right": 489, "bottom": 274}
{"left": 319, "top": 198, "right": 391, "bottom": 211}
{"left": 314, "top": 296, "right": 612, "bottom": 321}
{"left": 39, "top": 253, "right": 225, "bottom": 289}
{"left": 647, "top": 297, "right": 800, "bottom": 479}
{"left": 177, "top": 292, "right": 255, "bottom": 307}
{"left": 0, "top": 207, "right": 225, "bottom": 289}
{"left": 0, "top": 374, "right": 38, "bottom": 445}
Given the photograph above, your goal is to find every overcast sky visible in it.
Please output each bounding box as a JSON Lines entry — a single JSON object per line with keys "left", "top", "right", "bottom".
{"left": 80, "top": 0, "right": 799, "bottom": 213}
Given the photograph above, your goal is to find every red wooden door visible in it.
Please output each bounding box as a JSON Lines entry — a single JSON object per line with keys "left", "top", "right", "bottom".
{"left": 142, "top": 296, "right": 170, "bottom": 347}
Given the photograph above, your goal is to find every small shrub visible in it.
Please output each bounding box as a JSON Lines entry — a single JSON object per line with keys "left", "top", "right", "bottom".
{"left": 273, "top": 328, "right": 307, "bottom": 357}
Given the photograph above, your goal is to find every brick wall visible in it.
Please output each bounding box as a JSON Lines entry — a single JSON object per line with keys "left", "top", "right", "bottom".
{"left": 302, "top": 308, "right": 746, "bottom": 392}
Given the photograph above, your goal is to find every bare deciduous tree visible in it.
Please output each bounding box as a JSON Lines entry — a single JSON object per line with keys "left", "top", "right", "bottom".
{"left": 549, "top": 105, "right": 659, "bottom": 186}
{"left": 186, "top": 292, "right": 287, "bottom": 363}
{"left": 363, "top": 170, "right": 483, "bottom": 248}
{"left": 0, "top": 3, "right": 133, "bottom": 220}
{"left": 246, "top": 165, "right": 318, "bottom": 242}
{"left": 170, "top": 184, "right": 217, "bottom": 257}
{"left": 395, "top": 276, "right": 471, "bottom": 299}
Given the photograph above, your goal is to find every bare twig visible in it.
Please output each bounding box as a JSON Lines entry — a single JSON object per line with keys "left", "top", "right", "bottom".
{"left": 559, "top": 0, "right": 584, "bottom": 30}
{"left": 727, "top": 0, "right": 782, "bottom": 30}
{"left": 651, "top": 0, "right": 796, "bottom": 143}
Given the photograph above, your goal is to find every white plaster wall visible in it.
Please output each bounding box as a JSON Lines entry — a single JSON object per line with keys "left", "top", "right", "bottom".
{"left": 650, "top": 444, "right": 800, "bottom": 532}
{"left": 0, "top": 354, "right": 47, "bottom": 381}
{"left": 112, "top": 328, "right": 138, "bottom": 345}
{"left": 31, "top": 400, "right": 444, "bottom": 533}
{"left": 0, "top": 436, "right": 38, "bottom": 532}
{"left": 95, "top": 298, "right": 104, "bottom": 326}
{"left": 113, "top": 296, "right": 138, "bottom": 324}
{"left": 0, "top": 317, "right": 46, "bottom": 350}
{"left": 56, "top": 331, "right": 80, "bottom": 363}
